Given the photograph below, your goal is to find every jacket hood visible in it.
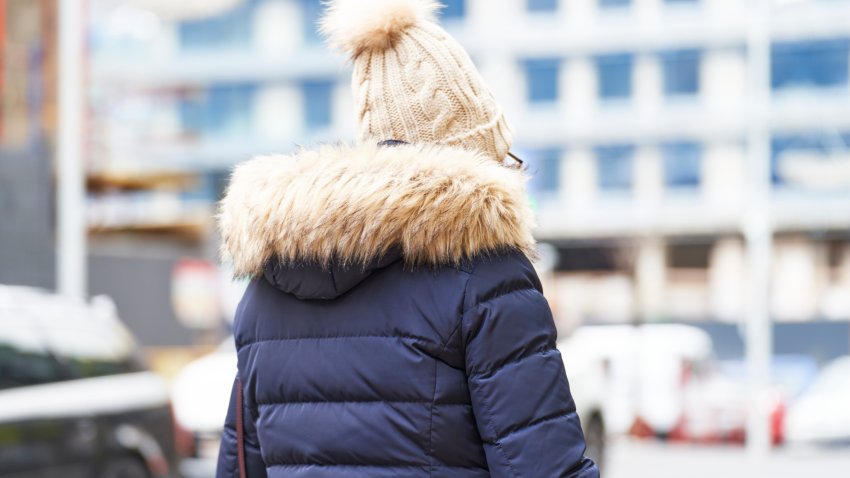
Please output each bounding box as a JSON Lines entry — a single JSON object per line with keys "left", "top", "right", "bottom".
{"left": 262, "top": 249, "right": 402, "bottom": 300}
{"left": 218, "top": 142, "right": 536, "bottom": 298}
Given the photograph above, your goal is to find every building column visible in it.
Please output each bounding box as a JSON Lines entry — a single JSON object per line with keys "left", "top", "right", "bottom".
{"left": 635, "top": 237, "right": 667, "bottom": 323}
{"left": 709, "top": 237, "right": 746, "bottom": 321}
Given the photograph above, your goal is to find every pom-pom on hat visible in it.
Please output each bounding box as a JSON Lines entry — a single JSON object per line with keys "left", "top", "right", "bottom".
{"left": 321, "top": 0, "right": 513, "bottom": 163}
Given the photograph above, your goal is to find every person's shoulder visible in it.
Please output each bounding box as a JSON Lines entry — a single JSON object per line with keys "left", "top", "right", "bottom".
{"left": 458, "top": 249, "right": 542, "bottom": 309}
{"left": 462, "top": 248, "right": 538, "bottom": 278}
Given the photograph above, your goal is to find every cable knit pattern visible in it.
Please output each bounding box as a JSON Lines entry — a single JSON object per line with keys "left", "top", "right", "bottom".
{"left": 323, "top": 0, "right": 513, "bottom": 162}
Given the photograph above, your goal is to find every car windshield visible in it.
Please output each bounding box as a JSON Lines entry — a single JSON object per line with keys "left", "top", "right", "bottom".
{"left": 806, "top": 358, "right": 850, "bottom": 397}
{"left": 0, "top": 311, "right": 64, "bottom": 389}
{"left": 29, "top": 302, "right": 145, "bottom": 380}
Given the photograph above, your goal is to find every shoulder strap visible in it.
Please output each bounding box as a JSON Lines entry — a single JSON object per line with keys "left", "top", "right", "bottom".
{"left": 236, "top": 377, "right": 247, "bottom": 478}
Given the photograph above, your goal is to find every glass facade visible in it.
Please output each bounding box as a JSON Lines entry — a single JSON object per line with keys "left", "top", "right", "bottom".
{"left": 441, "top": 0, "right": 467, "bottom": 20}
{"left": 179, "top": 83, "right": 256, "bottom": 138}
{"left": 662, "top": 141, "right": 702, "bottom": 189}
{"left": 599, "top": 0, "right": 631, "bottom": 8}
{"left": 302, "top": 80, "right": 335, "bottom": 131}
{"left": 300, "top": 0, "right": 326, "bottom": 44}
{"left": 772, "top": 133, "right": 850, "bottom": 188}
{"left": 528, "top": 0, "right": 559, "bottom": 13}
{"left": 596, "top": 54, "right": 633, "bottom": 100}
{"left": 178, "top": 1, "right": 256, "bottom": 50}
{"left": 596, "top": 144, "right": 635, "bottom": 192}
{"left": 661, "top": 49, "right": 701, "bottom": 97}
{"left": 523, "top": 58, "right": 561, "bottom": 104}
{"left": 771, "top": 39, "right": 850, "bottom": 90}
{"left": 132, "top": 0, "right": 850, "bottom": 201}
{"left": 528, "top": 148, "right": 562, "bottom": 194}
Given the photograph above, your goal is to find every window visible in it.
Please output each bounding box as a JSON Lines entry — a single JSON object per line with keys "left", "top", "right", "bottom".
{"left": 528, "top": 0, "right": 559, "bottom": 13}
{"left": 179, "top": 83, "right": 256, "bottom": 139}
{"left": 0, "top": 314, "right": 63, "bottom": 390}
{"left": 668, "top": 243, "right": 711, "bottom": 269}
{"left": 302, "top": 80, "right": 335, "bottom": 130}
{"left": 827, "top": 239, "right": 846, "bottom": 269}
{"left": 662, "top": 141, "right": 702, "bottom": 189}
{"left": 596, "top": 144, "right": 635, "bottom": 191}
{"left": 522, "top": 58, "right": 561, "bottom": 104}
{"left": 32, "top": 305, "right": 145, "bottom": 381}
{"left": 178, "top": 1, "right": 255, "bottom": 50}
{"left": 300, "top": 0, "right": 326, "bottom": 44}
{"left": 527, "top": 148, "right": 562, "bottom": 193}
{"left": 771, "top": 133, "right": 850, "bottom": 187}
{"left": 557, "top": 246, "right": 622, "bottom": 272}
{"left": 772, "top": 39, "right": 850, "bottom": 90}
{"left": 596, "top": 54, "right": 633, "bottom": 100}
{"left": 599, "top": 0, "right": 631, "bottom": 8}
{"left": 440, "top": 0, "right": 466, "bottom": 20}
{"left": 661, "top": 49, "right": 701, "bottom": 96}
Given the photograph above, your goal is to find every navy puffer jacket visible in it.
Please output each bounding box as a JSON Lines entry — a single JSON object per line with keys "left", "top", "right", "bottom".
{"left": 216, "top": 143, "right": 599, "bottom": 478}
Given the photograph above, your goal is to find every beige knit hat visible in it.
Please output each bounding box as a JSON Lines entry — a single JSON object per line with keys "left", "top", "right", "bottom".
{"left": 320, "top": 0, "right": 513, "bottom": 162}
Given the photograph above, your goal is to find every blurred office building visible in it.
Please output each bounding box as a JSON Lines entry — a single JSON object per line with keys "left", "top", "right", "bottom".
{"left": 2, "top": 0, "right": 850, "bottom": 348}
{"left": 481, "top": 0, "right": 850, "bottom": 332}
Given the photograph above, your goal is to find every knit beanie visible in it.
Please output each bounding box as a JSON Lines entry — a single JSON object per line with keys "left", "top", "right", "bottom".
{"left": 320, "top": 0, "right": 513, "bottom": 162}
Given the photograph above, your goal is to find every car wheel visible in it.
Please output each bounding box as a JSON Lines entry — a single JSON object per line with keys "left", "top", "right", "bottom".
{"left": 584, "top": 412, "right": 606, "bottom": 471}
{"left": 100, "top": 456, "right": 150, "bottom": 478}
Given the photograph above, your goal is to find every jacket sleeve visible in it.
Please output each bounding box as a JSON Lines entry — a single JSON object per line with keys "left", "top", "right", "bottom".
{"left": 216, "top": 374, "right": 268, "bottom": 478}
{"left": 462, "top": 257, "right": 599, "bottom": 478}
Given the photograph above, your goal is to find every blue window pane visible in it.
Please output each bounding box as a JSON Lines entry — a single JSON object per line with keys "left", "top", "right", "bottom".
{"left": 528, "top": 0, "right": 559, "bottom": 12}
{"left": 596, "top": 54, "right": 633, "bottom": 100}
{"left": 771, "top": 39, "right": 850, "bottom": 90}
{"left": 596, "top": 145, "right": 635, "bottom": 191}
{"left": 528, "top": 148, "right": 562, "bottom": 193}
{"left": 661, "top": 49, "right": 700, "bottom": 96}
{"left": 522, "top": 58, "right": 561, "bottom": 104}
{"left": 662, "top": 141, "right": 702, "bottom": 189}
{"left": 771, "top": 133, "right": 850, "bottom": 187}
{"left": 441, "top": 0, "right": 466, "bottom": 19}
{"left": 179, "top": 84, "right": 256, "bottom": 138}
{"left": 599, "top": 0, "right": 631, "bottom": 8}
{"left": 300, "top": 0, "right": 325, "bottom": 44}
{"left": 178, "top": 1, "right": 255, "bottom": 50}
{"left": 182, "top": 171, "right": 229, "bottom": 202}
{"left": 302, "top": 80, "right": 335, "bottom": 130}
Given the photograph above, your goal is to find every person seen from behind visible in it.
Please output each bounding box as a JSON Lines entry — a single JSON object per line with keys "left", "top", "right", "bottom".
{"left": 215, "top": 0, "right": 600, "bottom": 476}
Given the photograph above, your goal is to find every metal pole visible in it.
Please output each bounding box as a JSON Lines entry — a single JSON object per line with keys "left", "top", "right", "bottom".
{"left": 57, "top": 0, "right": 86, "bottom": 299}
{"left": 744, "top": 0, "right": 773, "bottom": 458}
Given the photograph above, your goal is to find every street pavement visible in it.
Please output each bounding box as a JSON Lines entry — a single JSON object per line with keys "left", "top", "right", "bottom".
{"left": 183, "top": 438, "right": 850, "bottom": 478}
{"left": 605, "top": 438, "right": 850, "bottom": 478}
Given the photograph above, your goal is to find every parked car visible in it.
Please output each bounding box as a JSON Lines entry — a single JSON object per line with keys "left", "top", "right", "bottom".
{"left": 0, "top": 285, "right": 180, "bottom": 478}
{"left": 559, "top": 324, "right": 716, "bottom": 441}
{"left": 557, "top": 340, "right": 608, "bottom": 470}
{"left": 170, "top": 339, "right": 236, "bottom": 477}
{"left": 785, "top": 355, "right": 850, "bottom": 445}
{"left": 696, "top": 355, "right": 820, "bottom": 445}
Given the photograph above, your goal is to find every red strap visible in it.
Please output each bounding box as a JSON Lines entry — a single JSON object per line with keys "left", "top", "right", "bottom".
{"left": 236, "top": 377, "right": 247, "bottom": 478}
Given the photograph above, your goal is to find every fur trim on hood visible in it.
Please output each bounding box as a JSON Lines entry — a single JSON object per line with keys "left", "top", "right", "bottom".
{"left": 218, "top": 143, "right": 536, "bottom": 277}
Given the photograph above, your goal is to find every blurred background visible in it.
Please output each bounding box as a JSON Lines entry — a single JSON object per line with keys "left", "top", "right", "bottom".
{"left": 2, "top": 0, "right": 850, "bottom": 477}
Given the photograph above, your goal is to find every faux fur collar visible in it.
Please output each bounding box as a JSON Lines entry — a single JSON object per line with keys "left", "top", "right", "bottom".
{"left": 218, "top": 143, "right": 536, "bottom": 277}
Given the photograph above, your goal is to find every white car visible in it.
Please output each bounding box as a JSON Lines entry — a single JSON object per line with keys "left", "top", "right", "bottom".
{"left": 785, "top": 356, "right": 850, "bottom": 445}
{"left": 557, "top": 342, "right": 608, "bottom": 469}
{"left": 170, "top": 338, "right": 237, "bottom": 477}
{"left": 559, "top": 324, "right": 715, "bottom": 440}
